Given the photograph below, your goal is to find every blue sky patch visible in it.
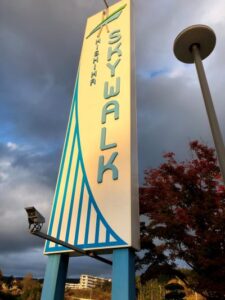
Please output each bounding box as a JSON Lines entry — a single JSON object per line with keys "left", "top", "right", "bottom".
{"left": 148, "top": 68, "right": 169, "bottom": 78}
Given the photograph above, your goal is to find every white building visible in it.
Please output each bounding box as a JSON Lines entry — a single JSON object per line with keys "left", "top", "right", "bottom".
{"left": 66, "top": 274, "right": 111, "bottom": 290}
{"left": 65, "top": 282, "right": 81, "bottom": 290}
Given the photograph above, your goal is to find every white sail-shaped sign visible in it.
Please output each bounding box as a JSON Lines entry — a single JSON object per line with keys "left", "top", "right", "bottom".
{"left": 44, "top": 0, "right": 139, "bottom": 254}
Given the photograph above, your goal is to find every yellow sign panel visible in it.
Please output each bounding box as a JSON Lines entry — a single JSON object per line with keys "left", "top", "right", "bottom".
{"left": 45, "top": 0, "right": 139, "bottom": 254}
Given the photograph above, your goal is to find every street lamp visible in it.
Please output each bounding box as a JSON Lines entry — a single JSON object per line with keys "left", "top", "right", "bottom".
{"left": 174, "top": 25, "right": 225, "bottom": 184}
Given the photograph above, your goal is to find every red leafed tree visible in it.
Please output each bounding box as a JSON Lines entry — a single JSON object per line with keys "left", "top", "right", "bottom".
{"left": 139, "top": 141, "right": 225, "bottom": 299}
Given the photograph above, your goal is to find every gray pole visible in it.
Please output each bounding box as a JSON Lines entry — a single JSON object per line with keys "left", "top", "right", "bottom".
{"left": 174, "top": 25, "right": 225, "bottom": 184}
{"left": 191, "top": 44, "right": 225, "bottom": 183}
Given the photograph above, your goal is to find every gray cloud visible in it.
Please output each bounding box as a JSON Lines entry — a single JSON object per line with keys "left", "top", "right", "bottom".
{"left": 0, "top": 248, "right": 112, "bottom": 278}
{"left": 0, "top": 0, "right": 121, "bottom": 147}
{"left": 136, "top": 0, "right": 225, "bottom": 179}
{"left": 0, "top": 142, "right": 56, "bottom": 256}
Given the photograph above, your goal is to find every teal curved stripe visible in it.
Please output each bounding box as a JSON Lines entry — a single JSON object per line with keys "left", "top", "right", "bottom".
{"left": 86, "top": 4, "right": 127, "bottom": 39}
{"left": 47, "top": 78, "right": 79, "bottom": 237}
{"left": 65, "top": 159, "right": 80, "bottom": 242}
{"left": 56, "top": 127, "right": 78, "bottom": 240}
{"left": 74, "top": 74, "right": 126, "bottom": 247}
{"left": 45, "top": 72, "right": 126, "bottom": 254}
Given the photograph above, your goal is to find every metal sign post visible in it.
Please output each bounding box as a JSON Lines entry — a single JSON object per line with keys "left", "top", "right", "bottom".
{"left": 174, "top": 25, "right": 225, "bottom": 184}
{"left": 112, "top": 248, "right": 136, "bottom": 300}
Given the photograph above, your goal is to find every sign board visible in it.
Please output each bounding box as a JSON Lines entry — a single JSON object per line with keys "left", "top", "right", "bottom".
{"left": 44, "top": 0, "right": 139, "bottom": 254}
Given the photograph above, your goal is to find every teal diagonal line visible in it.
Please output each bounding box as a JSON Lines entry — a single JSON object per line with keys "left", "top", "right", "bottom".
{"left": 47, "top": 78, "right": 78, "bottom": 236}
{"left": 86, "top": 4, "right": 127, "bottom": 39}
{"left": 45, "top": 71, "right": 127, "bottom": 254}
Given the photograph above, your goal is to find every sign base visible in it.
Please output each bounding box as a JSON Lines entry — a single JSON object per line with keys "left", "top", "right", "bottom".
{"left": 41, "top": 254, "right": 69, "bottom": 300}
{"left": 112, "top": 248, "right": 136, "bottom": 300}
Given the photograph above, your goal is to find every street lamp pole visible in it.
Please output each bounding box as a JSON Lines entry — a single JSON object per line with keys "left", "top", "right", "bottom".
{"left": 174, "top": 25, "right": 225, "bottom": 184}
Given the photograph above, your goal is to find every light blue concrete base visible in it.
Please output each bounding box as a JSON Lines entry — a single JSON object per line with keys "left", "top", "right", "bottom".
{"left": 41, "top": 254, "right": 69, "bottom": 300}
{"left": 112, "top": 248, "right": 136, "bottom": 300}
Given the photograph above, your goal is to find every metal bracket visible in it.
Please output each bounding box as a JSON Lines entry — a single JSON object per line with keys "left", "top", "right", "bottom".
{"left": 97, "top": 1, "right": 110, "bottom": 37}
{"left": 31, "top": 229, "right": 112, "bottom": 266}
{"left": 103, "top": 0, "right": 109, "bottom": 8}
{"left": 25, "top": 206, "right": 112, "bottom": 265}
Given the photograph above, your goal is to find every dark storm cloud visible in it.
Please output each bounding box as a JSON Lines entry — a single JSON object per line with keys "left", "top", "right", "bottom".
{"left": 0, "top": 249, "right": 47, "bottom": 277}
{"left": 0, "top": 0, "right": 116, "bottom": 143}
{"left": 137, "top": 67, "right": 215, "bottom": 178}
{"left": 11, "top": 147, "right": 61, "bottom": 187}
{"left": 0, "top": 248, "right": 112, "bottom": 278}
{"left": 0, "top": 142, "right": 57, "bottom": 256}
{"left": 135, "top": 0, "right": 225, "bottom": 179}
{"left": 0, "top": 1, "right": 75, "bottom": 142}
{"left": 0, "top": 141, "right": 60, "bottom": 187}
{"left": 68, "top": 255, "right": 112, "bottom": 278}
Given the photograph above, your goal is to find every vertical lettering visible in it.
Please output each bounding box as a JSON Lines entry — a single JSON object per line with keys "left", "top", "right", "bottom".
{"left": 97, "top": 152, "right": 119, "bottom": 183}
{"left": 107, "top": 43, "right": 122, "bottom": 61}
{"left": 104, "top": 78, "right": 120, "bottom": 99}
{"left": 100, "top": 127, "right": 117, "bottom": 150}
{"left": 102, "top": 100, "right": 119, "bottom": 124}
{"left": 109, "top": 30, "right": 121, "bottom": 44}
{"left": 107, "top": 59, "right": 121, "bottom": 77}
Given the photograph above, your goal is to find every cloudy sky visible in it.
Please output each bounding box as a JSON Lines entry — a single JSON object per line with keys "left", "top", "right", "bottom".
{"left": 1, "top": 0, "right": 225, "bottom": 279}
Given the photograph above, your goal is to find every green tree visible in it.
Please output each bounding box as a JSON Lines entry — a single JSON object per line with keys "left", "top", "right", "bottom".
{"left": 0, "top": 269, "right": 3, "bottom": 290}
{"left": 137, "top": 277, "right": 166, "bottom": 300}
{"left": 95, "top": 280, "right": 111, "bottom": 293}
{"left": 0, "top": 291, "right": 19, "bottom": 300}
{"left": 5, "top": 276, "right": 14, "bottom": 289}
{"left": 138, "top": 141, "right": 225, "bottom": 299}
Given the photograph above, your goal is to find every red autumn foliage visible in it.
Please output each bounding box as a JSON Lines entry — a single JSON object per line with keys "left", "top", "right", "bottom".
{"left": 139, "top": 141, "right": 225, "bottom": 299}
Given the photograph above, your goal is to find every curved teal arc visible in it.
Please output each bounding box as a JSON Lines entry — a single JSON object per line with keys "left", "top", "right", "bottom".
{"left": 45, "top": 73, "right": 126, "bottom": 254}
{"left": 47, "top": 84, "right": 77, "bottom": 239}
{"left": 75, "top": 91, "right": 126, "bottom": 247}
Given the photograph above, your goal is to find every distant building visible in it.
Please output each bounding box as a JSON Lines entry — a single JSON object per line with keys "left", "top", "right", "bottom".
{"left": 80, "top": 274, "right": 111, "bottom": 289}
{"left": 65, "top": 282, "right": 81, "bottom": 290}
{"left": 66, "top": 274, "right": 111, "bottom": 290}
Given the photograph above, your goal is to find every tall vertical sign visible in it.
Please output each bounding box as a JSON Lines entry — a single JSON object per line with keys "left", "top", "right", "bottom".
{"left": 41, "top": 1, "right": 138, "bottom": 299}
{"left": 44, "top": 0, "right": 139, "bottom": 255}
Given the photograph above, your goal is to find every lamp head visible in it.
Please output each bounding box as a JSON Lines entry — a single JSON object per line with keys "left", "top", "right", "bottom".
{"left": 25, "top": 206, "right": 45, "bottom": 232}
{"left": 174, "top": 24, "right": 216, "bottom": 63}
